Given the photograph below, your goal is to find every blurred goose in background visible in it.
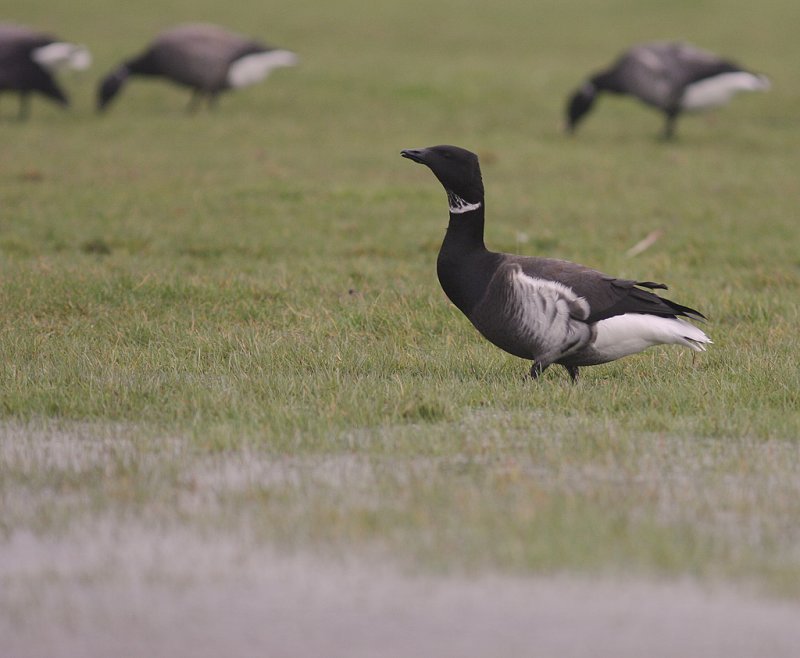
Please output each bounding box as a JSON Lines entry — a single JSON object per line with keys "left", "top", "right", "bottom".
{"left": 0, "top": 23, "right": 91, "bottom": 119}
{"left": 565, "top": 41, "right": 770, "bottom": 138}
{"left": 401, "top": 145, "right": 711, "bottom": 382}
{"left": 97, "top": 23, "right": 297, "bottom": 112}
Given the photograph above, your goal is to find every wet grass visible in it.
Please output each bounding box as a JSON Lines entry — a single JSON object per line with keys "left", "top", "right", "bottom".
{"left": 1, "top": 0, "right": 800, "bottom": 595}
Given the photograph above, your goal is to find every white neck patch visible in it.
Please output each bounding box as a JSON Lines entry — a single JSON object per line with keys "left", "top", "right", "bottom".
{"left": 447, "top": 190, "right": 482, "bottom": 214}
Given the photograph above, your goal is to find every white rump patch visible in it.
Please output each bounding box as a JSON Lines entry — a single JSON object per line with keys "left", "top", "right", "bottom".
{"left": 32, "top": 43, "right": 92, "bottom": 71}
{"left": 681, "top": 72, "right": 770, "bottom": 111}
{"left": 227, "top": 50, "right": 299, "bottom": 88}
{"left": 592, "top": 314, "right": 712, "bottom": 362}
{"left": 446, "top": 191, "right": 482, "bottom": 214}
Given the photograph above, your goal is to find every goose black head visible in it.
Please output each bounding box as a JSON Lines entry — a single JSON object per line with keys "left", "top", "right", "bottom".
{"left": 401, "top": 145, "right": 484, "bottom": 211}
{"left": 565, "top": 82, "right": 598, "bottom": 133}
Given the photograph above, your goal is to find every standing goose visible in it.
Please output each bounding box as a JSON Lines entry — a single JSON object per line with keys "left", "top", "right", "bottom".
{"left": 400, "top": 145, "right": 711, "bottom": 382}
{"left": 566, "top": 41, "right": 770, "bottom": 138}
{"left": 0, "top": 23, "right": 91, "bottom": 119}
{"left": 97, "top": 23, "right": 297, "bottom": 112}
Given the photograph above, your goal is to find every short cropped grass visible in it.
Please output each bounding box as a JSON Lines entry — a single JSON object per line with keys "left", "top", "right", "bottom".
{"left": 1, "top": 0, "right": 800, "bottom": 595}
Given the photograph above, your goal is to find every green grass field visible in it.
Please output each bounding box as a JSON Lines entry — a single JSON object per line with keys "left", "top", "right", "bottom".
{"left": 2, "top": 0, "right": 800, "bottom": 611}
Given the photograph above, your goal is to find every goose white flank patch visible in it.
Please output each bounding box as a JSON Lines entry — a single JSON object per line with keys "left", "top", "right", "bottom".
{"left": 0, "top": 23, "right": 91, "bottom": 119}
{"left": 97, "top": 23, "right": 297, "bottom": 112}
{"left": 565, "top": 41, "right": 770, "bottom": 138}
{"left": 400, "top": 144, "right": 712, "bottom": 382}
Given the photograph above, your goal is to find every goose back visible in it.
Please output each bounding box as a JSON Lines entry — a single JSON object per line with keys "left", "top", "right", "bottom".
{"left": 143, "top": 24, "right": 267, "bottom": 91}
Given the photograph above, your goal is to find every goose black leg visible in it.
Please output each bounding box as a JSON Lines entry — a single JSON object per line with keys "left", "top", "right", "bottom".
{"left": 563, "top": 364, "right": 580, "bottom": 383}
{"left": 662, "top": 111, "right": 678, "bottom": 140}
{"left": 529, "top": 362, "right": 550, "bottom": 380}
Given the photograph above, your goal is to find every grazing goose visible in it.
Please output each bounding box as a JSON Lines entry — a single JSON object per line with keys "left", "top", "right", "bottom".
{"left": 400, "top": 145, "right": 711, "bottom": 382}
{"left": 0, "top": 23, "right": 91, "bottom": 119}
{"left": 97, "top": 23, "right": 297, "bottom": 112}
{"left": 566, "top": 41, "right": 770, "bottom": 138}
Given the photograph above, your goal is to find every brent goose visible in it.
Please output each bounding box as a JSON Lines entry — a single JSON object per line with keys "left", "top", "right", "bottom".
{"left": 0, "top": 23, "right": 91, "bottom": 119}
{"left": 97, "top": 23, "right": 297, "bottom": 112}
{"left": 566, "top": 41, "right": 770, "bottom": 138}
{"left": 400, "top": 145, "right": 711, "bottom": 381}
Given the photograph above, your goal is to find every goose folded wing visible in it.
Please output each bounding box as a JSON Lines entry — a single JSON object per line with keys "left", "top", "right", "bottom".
{"left": 512, "top": 257, "right": 704, "bottom": 325}
{"left": 667, "top": 43, "right": 741, "bottom": 86}
{"left": 584, "top": 278, "right": 706, "bottom": 323}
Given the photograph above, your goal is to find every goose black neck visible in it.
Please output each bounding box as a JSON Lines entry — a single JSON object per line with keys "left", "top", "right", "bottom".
{"left": 443, "top": 199, "right": 487, "bottom": 252}
{"left": 437, "top": 198, "right": 494, "bottom": 318}
{"left": 126, "top": 51, "right": 158, "bottom": 76}
{"left": 590, "top": 70, "right": 621, "bottom": 94}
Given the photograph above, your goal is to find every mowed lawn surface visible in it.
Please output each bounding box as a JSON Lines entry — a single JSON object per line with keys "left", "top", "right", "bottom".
{"left": 2, "top": 0, "right": 800, "bottom": 602}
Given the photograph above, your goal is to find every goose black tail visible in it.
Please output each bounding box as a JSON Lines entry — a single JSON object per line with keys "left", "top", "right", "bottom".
{"left": 661, "top": 297, "right": 707, "bottom": 322}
